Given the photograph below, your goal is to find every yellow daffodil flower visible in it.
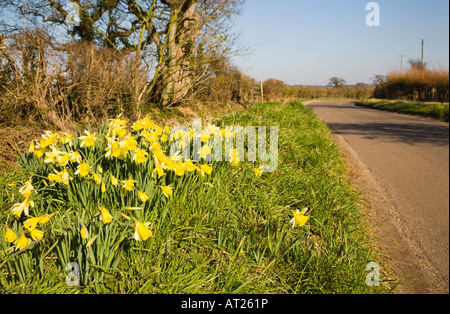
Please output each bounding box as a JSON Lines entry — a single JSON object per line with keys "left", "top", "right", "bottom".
{"left": 155, "top": 127, "right": 163, "bottom": 136}
{"left": 200, "top": 145, "right": 212, "bottom": 159}
{"left": 5, "top": 227, "right": 17, "bottom": 243}
{"left": 29, "top": 141, "right": 35, "bottom": 153}
{"left": 19, "top": 179, "right": 34, "bottom": 198}
{"left": 106, "top": 139, "right": 127, "bottom": 160}
{"left": 221, "top": 128, "right": 235, "bottom": 139}
{"left": 253, "top": 168, "right": 263, "bottom": 177}
{"left": 14, "top": 233, "right": 31, "bottom": 251}
{"left": 33, "top": 149, "right": 45, "bottom": 159}
{"left": 154, "top": 150, "right": 167, "bottom": 165}
{"left": 122, "top": 179, "right": 137, "bottom": 192}
{"left": 142, "top": 130, "right": 158, "bottom": 143}
{"left": 37, "top": 213, "right": 55, "bottom": 224}
{"left": 199, "top": 164, "right": 213, "bottom": 175}
{"left": 11, "top": 197, "right": 34, "bottom": 217}
{"left": 75, "top": 163, "right": 91, "bottom": 177}
{"left": 201, "top": 131, "right": 211, "bottom": 143}
{"left": 184, "top": 160, "right": 197, "bottom": 172}
{"left": 60, "top": 133, "right": 73, "bottom": 146}
{"left": 117, "top": 148, "right": 128, "bottom": 160}
{"left": 151, "top": 142, "right": 162, "bottom": 151}
{"left": 133, "top": 220, "right": 152, "bottom": 242}
{"left": 57, "top": 153, "right": 70, "bottom": 167}
{"left": 60, "top": 168, "right": 71, "bottom": 185}
{"left": 159, "top": 186, "right": 173, "bottom": 198}
{"left": 48, "top": 168, "right": 71, "bottom": 185}
{"left": 132, "top": 119, "right": 145, "bottom": 131}
{"left": 153, "top": 164, "right": 166, "bottom": 178}
{"left": 122, "top": 135, "right": 138, "bottom": 151}
{"left": 105, "top": 139, "right": 118, "bottom": 159}
{"left": 165, "top": 158, "right": 177, "bottom": 171}
{"left": 79, "top": 130, "right": 97, "bottom": 148}
{"left": 80, "top": 223, "right": 89, "bottom": 239}
{"left": 39, "top": 136, "right": 57, "bottom": 149}
{"left": 110, "top": 174, "right": 119, "bottom": 186}
{"left": 138, "top": 191, "right": 149, "bottom": 203}
{"left": 23, "top": 213, "right": 55, "bottom": 231}
{"left": 134, "top": 149, "right": 148, "bottom": 164}
{"left": 196, "top": 168, "right": 206, "bottom": 178}
{"left": 69, "top": 151, "right": 82, "bottom": 163}
{"left": 225, "top": 149, "right": 240, "bottom": 165}
{"left": 48, "top": 171, "right": 62, "bottom": 184}
{"left": 101, "top": 207, "right": 113, "bottom": 224}
{"left": 113, "top": 127, "right": 127, "bottom": 138}
{"left": 23, "top": 216, "right": 42, "bottom": 232}
{"left": 30, "top": 229, "right": 44, "bottom": 241}
{"left": 92, "top": 172, "right": 102, "bottom": 185}
{"left": 44, "top": 148, "right": 61, "bottom": 164}
{"left": 148, "top": 121, "right": 158, "bottom": 130}
{"left": 174, "top": 161, "right": 186, "bottom": 177}
{"left": 290, "top": 208, "right": 310, "bottom": 228}
{"left": 108, "top": 117, "right": 128, "bottom": 138}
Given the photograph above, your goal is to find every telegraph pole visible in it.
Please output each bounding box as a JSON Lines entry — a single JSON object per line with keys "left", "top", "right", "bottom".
{"left": 421, "top": 39, "right": 424, "bottom": 68}
{"left": 260, "top": 81, "right": 264, "bottom": 103}
{"left": 400, "top": 55, "right": 405, "bottom": 75}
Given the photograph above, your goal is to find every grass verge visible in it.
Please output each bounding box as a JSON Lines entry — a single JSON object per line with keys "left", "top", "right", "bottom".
{"left": 356, "top": 99, "right": 449, "bottom": 122}
{"left": 0, "top": 100, "right": 392, "bottom": 294}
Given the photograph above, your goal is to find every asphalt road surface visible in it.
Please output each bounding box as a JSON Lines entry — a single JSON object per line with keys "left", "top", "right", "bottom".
{"left": 306, "top": 100, "right": 449, "bottom": 294}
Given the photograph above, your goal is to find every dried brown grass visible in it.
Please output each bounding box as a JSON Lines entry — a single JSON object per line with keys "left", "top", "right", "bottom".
{"left": 387, "top": 68, "right": 449, "bottom": 86}
{"left": 374, "top": 67, "right": 449, "bottom": 102}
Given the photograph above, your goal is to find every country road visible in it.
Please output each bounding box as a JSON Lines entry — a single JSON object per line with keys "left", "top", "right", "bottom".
{"left": 305, "top": 100, "right": 449, "bottom": 294}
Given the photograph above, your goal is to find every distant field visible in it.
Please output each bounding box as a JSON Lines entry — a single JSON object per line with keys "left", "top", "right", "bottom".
{"left": 356, "top": 99, "right": 449, "bottom": 122}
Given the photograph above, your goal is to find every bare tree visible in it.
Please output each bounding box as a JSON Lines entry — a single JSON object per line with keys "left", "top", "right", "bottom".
{"left": 0, "top": 0, "right": 142, "bottom": 47}
{"left": 1, "top": 0, "right": 245, "bottom": 107}
{"left": 408, "top": 58, "right": 427, "bottom": 72}
{"left": 125, "top": 0, "right": 245, "bottom": 107}
{"left": 371, "top": 74, "right": 387, "bottom": 85}
{"left": 328, "top": 76, "right": 346, "bottom": 88}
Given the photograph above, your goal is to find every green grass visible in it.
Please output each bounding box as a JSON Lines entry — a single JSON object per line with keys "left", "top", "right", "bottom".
{"left": 356, "top": 99, "right": 449, "bottom": 122}
{"left": 0, "top": 100, "right": 393, "bottom": 294}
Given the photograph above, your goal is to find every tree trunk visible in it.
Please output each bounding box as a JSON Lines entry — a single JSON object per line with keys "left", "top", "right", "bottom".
{"left": 158, "top": 0, "right": 198, "bottom": 107}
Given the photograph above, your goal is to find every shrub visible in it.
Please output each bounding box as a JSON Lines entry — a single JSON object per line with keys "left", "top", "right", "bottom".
{"left": 263, "top": 79, "right": 286, "bottom": 101}
{"left": 373, "top": 68, "right": 449, "bottom": 102}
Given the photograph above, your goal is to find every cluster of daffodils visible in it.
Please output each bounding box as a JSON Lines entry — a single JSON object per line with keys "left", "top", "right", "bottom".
{"left": 4, "top": 116, "right": 267, "bottom": 254}
{"left": 5, "top": 178, "right": 57, "bottom": 251}
{"left": 5, "top": 212, "right": 55, "bottom": 251}
{"left": 3, "top": 115, "right": 307, "bottom": 261}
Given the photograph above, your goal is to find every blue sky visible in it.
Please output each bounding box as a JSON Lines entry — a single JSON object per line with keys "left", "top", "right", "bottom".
{"left": 231, "top": 0, "right": 450, "bottom": 86}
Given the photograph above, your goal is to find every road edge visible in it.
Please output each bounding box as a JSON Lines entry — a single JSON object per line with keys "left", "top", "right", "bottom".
{"left": 303, "top": 100, "right": 445, "bottom": 294}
